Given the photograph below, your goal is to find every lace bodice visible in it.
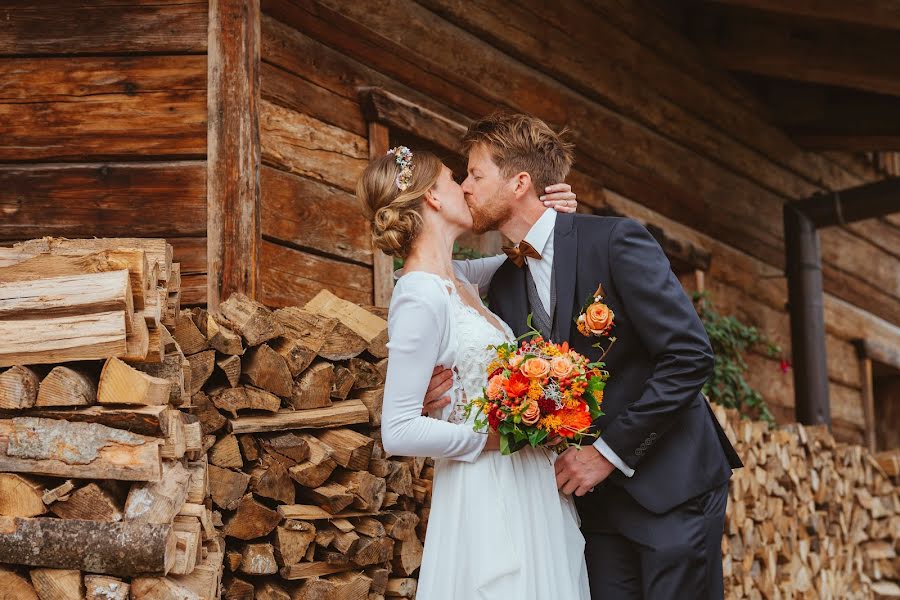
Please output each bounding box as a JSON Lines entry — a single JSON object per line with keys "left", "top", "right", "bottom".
{"left": 446, "top": 281, "right": 514, "bottom": 425}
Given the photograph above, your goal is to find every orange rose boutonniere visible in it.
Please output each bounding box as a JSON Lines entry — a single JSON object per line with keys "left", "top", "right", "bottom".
{"left": 576, "top": 283, "right": 617, "bottom": 359}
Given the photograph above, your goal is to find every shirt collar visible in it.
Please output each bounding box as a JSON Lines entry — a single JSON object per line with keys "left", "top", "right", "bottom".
{"left": 521, "top": 208, "right": 557, "bottom": 256}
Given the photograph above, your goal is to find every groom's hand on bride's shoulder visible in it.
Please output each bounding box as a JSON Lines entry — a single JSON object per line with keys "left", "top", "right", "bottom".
{"left": 555, "top": 445, "right": 615, "bottom": 496}
{"left": 421, "top": 366, "right": 453, "bottom": 415}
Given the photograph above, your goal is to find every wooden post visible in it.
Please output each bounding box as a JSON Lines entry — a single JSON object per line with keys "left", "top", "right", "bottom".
{"left": 859, "top": 355, "right": 877, "bottom": 454}
{"left": 207, "top": 0, "right": 261, "bottom": 310}
{"left": 368, "top": 122, "right": 395, "bottom": 308}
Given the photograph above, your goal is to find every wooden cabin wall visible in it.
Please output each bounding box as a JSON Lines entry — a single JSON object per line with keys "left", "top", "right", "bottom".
{"left": 0, "top": 1, "right": 209, "bottom": 305}
{"left": 258, "top": 0, "right": 900, "bottom": 444}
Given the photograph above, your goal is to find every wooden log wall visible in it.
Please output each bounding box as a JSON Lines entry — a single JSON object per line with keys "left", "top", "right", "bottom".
{"left": 0, "top": 1, "right": 209, "bottom": 305}
{"left": 257, "top": 0, "right": 900, "bottom": 444}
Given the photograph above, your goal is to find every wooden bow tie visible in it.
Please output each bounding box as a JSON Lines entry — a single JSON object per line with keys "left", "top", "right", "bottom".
{"left": 502, "top": 240, "right": 542, "bottom": 268}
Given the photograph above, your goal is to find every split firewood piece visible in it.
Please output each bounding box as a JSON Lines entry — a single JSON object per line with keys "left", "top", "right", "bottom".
{"left": 0, "top": 311, "right": 128, "bottom": 368}
{"left": 159, "top": 408, "right": 186, "bottom": 460}
{"left": 273, "top": 306, "right": 335, "bottom": 352}
{"left": 189, "top": 391, "right": 227, "bottom": 435}
{"left": 211, "top": 385, "right": 281, "bottom": 418}
{"left": 323, "top": 523, "right": 360, "bottom": 555}
{"left": 35, "top": 366, "right": 96, "bottom": 407}
{"left": 50, "top": 482, "right": 123, "bottom": 521}
{"left": 216, "top": 293, "right": 283, "bottom": 346}
{"left": 222, "top": 575, "right": 254, "bottom": 599}
{"left": 269, "top": 336, "right": 317, "bottom": 379}
{"left": 353, "top": 516, "right": 386, "bottom": 538}
{"left": 42, "top": 480, "right": 75, "bottom": 505}
{"left": 242, "top": 344, "right": 293, "bottom": 397}
{"left": 391, "top": 537, "right": 424, "bottom": 577}
{"left": 318, "top": 321, "right": 369, "bottom": 361}
{"left": 0, "top": 270, "right": 132, "bottom": 326}
{"left": 98, "top": 357, "right": 171, "bottom": 406}
{"left": 355, "top": 388, "right": 384, "bottom": 427}
{"left": 124, "top": 461, "right": 192, "bottom": 524}
{"left": 385, "top": 578, "right": 417, "bottom": 598}
{"left": 256, "top": 581, "right": 291, "bottom": 600}
{"left": 130, "top": 577, "right": 201, "bottom": 600}
{"left": 225, "top": 550, "right": 243, "bottom": 572}
{"left": 216, "top": 354, "right": 242, "bottom": 387}
{"left": 250, "top": 453, "right": 295, "bottom": 504}
{"left": 206, "top": 314, "right": 244, "bottom": 355}
{"left": 228, "top": 399, "right": 369, "bottom": 435}
{"left": 210, "top": 433, "right": 244, "bottom": 469}
{"left": 0, "top": 365, "right": 40, "bottom": 409}
{"left": 144, "top": 325, "right": 164, "bottom": 364}
{"left": 0, "top": 567, "right": 39, "bottom": 600}
{"left": 24, "top": 405, "right": 169, "bottom": 437}
{"left": 0, "top": 417, "right": 162, "bottom": 482}
{"left": 186, "top": 349, "right": 215, "bottom": 395}
{"left": 170, "top": 517, "right": 202, "bottom": 575}
{"left": 304, "top": 289, "right": 387, "bottom": 352}
{"left": 274, "top": 520, "right": 317, "bottom": 566}
{"left": 288, "top": 434, "right": 337, "bottom": 488}
{"left": 348, "top": 357, "right": 384, "bottom": 391}
{"left": 0, "top": 516, "right": 175, "bottom": 576}
{"left": 85, "top": 575, "right": 129, "bottom": 600}
{"left": 331, "top": 366, "right": 356, "bottom": 400}
{"left": 279, "top": 562, "right": 353, "bottom": 581}
{"left": 385, "top": 462, "right": 413, "bottom": 497}
{"left": 129, "top": 350, "right": 187, "bottom": 405}
{"left": 0, "top": 473, "right": 47, "bottom": 517}
{"left": 223, "top": 493, "right": 281, "bottom": 540}
{"left": 184, "top": 460, "right": 208, "bottom": 505}
{"left": 239, "top": 543, "right": 279, "bottom": 575}
{"left": 313, "top": 428, "right": 374, "bottom": 470}
{"left": 381, "top": 512, "right": 419, "bottom": 542}
{"left": 297, "top": 481, "right": 355, "bottom": 514}
{"left": 183, "top": 418, "right": 203, "bottom": 457}
{"left": 208, "top": 464, "right": 250, "bottom": 511}
{"left": 331, "top": 571, "right": 374, "bottom": 596}
{"left": 352, "top": 536, "right": 395, "bottom": 567}
{"left": 331, "top": 470, "right": 386, "bottom": 512}
{"left": 177, "top": 503, "right": 216, "bottom": 540}
{"left": 238, "top": 433, "right": 261, "bottom": 462}
{"left": 43, "top": 571, "right": 84, "bottom": 600}
{"left": 173, "top": 313, "right": 208, "bottom": 355}
{"left": 290, "top": 362, "right": 334, "bottom": 410}
{"left": 366, "top": 568, "right": 389, "bottom": 596}
{"left": 124, "top": 311, "right": 150, "bottom": 362}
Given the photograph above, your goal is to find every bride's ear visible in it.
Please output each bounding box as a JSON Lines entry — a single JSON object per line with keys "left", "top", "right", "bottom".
{"left": 422, "top": 188, "right": 441, "bottom": 211}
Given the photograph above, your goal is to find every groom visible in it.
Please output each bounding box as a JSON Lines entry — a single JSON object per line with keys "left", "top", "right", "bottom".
{"left": 427, "top": 113, "right": 742, "bottom": 599}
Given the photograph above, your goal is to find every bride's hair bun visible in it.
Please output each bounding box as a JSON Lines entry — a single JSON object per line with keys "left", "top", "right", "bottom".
{"left": 356, "top": 148, "right": 442, "bottom": 258}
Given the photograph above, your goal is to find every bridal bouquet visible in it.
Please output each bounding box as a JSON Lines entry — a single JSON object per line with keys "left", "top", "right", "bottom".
{"left": 464, "top": 325, "right": 608, "bottom": 455}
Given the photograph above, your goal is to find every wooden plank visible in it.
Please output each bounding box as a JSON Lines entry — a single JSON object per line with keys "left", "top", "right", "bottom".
{"left": 0, "top": 311, "right": 127, "bottom": 367}
{"left": 0, "top": 417, "right": 162, "bottom": 481}
{"left": 690, "top": 4, "right": 900, "bottom": 97}
{"left": 704, "top": 0, "right": 900, "bottom": 32}
{"left": 0, "top": 162, "right": 206, "bottom": 239}
{"left": 0, "top": 516, "right": 174, "bottom": 577}
{"left": 361, "top": 87, "right": 466, "bottom": 155}
{"left": 0, "top": 1, "right": 207, "bottom": 55}
{"left": 20, "top": 405, "right": 170, "bottom": 437}
{"left": 259, "top": 240, "right": 372, "bottom": 308}
{"left": 261, "top": 165, "right": 373, "bottom": 265}
{"left": 279, "top": 561, "right": 353, "bottom": 580}
{"left": 260, "top": 99, "right": 368, "bottom": 193}
{"left": 228, "top": 399, "right": 370, "bottom": 434}
{"left": 207, "top": 0, "right": 262, "bottom": 310}
{"left": 859, "top": 356, "right": 877, "bottom": 453}
{"left": 0, "top": 270, "right": 131, "bottom": 321}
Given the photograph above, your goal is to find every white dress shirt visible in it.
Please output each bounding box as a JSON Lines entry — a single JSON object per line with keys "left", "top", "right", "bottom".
{"left": 519, "top": 209, "right": 635, "bottom": 478}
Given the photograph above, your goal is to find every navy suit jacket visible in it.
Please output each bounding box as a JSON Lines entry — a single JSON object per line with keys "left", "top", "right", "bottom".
{"left": 487, "top": 214, "right": 742, "bottom": 518}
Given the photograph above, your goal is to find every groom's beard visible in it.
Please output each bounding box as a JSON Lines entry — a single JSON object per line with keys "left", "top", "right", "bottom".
{"left": 468, "top": 197, "right": 513, "bottom": 235}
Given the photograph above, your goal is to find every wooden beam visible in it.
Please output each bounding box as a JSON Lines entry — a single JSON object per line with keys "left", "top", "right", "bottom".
{"left": 704, "top": 0, "right": 900, "bottom": 32}
{"left": 793, "top": 178, "right": 900, "bottom": 227}
{"left": 857, "top": 353, "right": 877, "bottom": 453}
{"left": 360, "top": 87, "right": 467, "bottom": 155}
{"left": 207, "top": 0, "right": 262, "bottom": 310}
{"left": 689, "top": 4, "right": 900, "bottom": 97}
{"left": 367, "top": 121, "right": 395, "bottom": 308}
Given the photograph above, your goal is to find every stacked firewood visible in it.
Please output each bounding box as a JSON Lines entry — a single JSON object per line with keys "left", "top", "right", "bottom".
{"left": 713, "top": 404, "right": 900, "bottom": 600}
{"left": 190, "top": 288, "right": 428, "bottom": 599}
{"left": 0, "top": 237, "right": 222, "bottom": 599}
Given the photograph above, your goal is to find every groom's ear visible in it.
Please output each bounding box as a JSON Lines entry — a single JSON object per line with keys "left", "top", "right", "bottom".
{"left": 512, "top": 171, "right": 534, "bottom": 199}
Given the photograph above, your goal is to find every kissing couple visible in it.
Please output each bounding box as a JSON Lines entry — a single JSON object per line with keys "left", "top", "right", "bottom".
{"left": 357, "top": 113, "right": 742, "bottom": 599}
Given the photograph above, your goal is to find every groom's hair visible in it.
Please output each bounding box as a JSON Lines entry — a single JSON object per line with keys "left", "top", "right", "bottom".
{"left": 462, "top": 113, "right": 575, "bottom": 194}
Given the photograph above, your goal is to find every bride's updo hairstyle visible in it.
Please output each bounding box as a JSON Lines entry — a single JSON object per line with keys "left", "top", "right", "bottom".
{"left": 357, "top": 146, "right": 442, "bottom": 259}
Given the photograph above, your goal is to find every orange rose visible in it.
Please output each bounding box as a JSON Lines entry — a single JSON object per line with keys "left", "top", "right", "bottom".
{"left": 550, "top": 356, "right": 574, "bottom": 379}
{"left": 584, "top": 302, "right": 614, "bottom": 335}
{"left": 521, "top": 401, "right": 541, "bottom": 425}
{"left": 520, "top": 357, "right": 550, "bottom": 380}
{"left": 509, "top": 354, "right": 524, "bottom": 369}
{"left": 486, "top": 374, "right": 506, "bottom": 400}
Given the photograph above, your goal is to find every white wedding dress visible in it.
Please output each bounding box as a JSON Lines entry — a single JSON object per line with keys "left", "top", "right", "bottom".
{"left": 381, "top": 263, "right": 590, "bottom": 600}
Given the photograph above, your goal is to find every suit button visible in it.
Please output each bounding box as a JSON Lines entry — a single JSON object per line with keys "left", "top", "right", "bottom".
{"left": 635, "top": 448, "right": 643, "bottom": 457}
{"left": 649, "top": 432, "right": 658, "bottom": 440}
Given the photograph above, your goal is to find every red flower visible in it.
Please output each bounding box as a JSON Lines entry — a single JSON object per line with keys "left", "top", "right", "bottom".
{"left": 489, "top": 367, "right": 504, "bottom": 379}
{"left": 504, "top": 372, "right": 530, "bottom": 398}
{"left": 487, "top": 408, "right": 501, "bottom": 431}
{"left": 779, "top": 359, "right": 791, "bottom": 374}
{"left": 538, "top": 397, "right": 557, "bottom": 415}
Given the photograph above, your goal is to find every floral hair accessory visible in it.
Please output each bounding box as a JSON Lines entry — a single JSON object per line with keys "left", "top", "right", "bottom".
{"left": 386, "top": 146, "right": 414, "bottom": 191}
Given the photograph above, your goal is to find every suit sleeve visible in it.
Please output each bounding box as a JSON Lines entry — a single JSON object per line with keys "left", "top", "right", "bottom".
{"left": 598, "top": 219, "right": 715, "bottom": 470}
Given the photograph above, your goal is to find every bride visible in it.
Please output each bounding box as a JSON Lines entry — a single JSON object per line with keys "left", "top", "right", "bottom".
{"left": 357, "top": 146, "right": 590, "bottom": 599}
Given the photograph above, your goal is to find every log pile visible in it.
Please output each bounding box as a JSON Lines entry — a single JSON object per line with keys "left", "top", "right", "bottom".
{"left": 0, "top": 237, "right": 223, "bottom": 599}
{"left": 713, "top": 404, "right": 900, "bottom": 600}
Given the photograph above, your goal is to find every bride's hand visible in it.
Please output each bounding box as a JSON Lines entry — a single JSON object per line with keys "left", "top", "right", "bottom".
{"left": 541, "top": 183, "right": 577, "bottom": 213}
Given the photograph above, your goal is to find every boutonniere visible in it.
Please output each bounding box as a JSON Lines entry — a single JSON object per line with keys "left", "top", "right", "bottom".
{"left": 576, "top": 283, "right": 617, "bottom": 359}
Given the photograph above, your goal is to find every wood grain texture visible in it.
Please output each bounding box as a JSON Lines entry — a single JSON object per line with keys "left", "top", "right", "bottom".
{"left": 0, "top": 311, "right": 127, "bottom": 367}
{"left": 207, "top": 0, "right": 262, "bottom": 310}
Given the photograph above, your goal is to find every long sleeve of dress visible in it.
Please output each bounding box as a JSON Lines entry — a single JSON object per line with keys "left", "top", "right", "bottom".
{"left": 381, "top": 280, "right": 488, "bottom": 462}
{"left": 452, "top": 255, "right": 507, "bottom": 295}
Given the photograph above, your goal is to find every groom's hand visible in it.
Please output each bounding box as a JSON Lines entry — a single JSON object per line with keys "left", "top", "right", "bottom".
{"left": 421, "top": 366, "right": 453, "bottom": 415}
{"left": 555, "top": 445, "right": 615, "bottom": 496}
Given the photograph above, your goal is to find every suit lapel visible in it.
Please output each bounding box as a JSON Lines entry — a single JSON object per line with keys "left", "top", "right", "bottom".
{"left": 495, "top": 257, "right": 530, "bottom": 337}
{"left": 552, "top": 213, "right": 578, "bottom": 339}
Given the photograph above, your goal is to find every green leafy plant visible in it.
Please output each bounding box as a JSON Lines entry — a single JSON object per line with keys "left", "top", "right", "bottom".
{"left": 693, "top": 291, "right": 782, "bottom": 425}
